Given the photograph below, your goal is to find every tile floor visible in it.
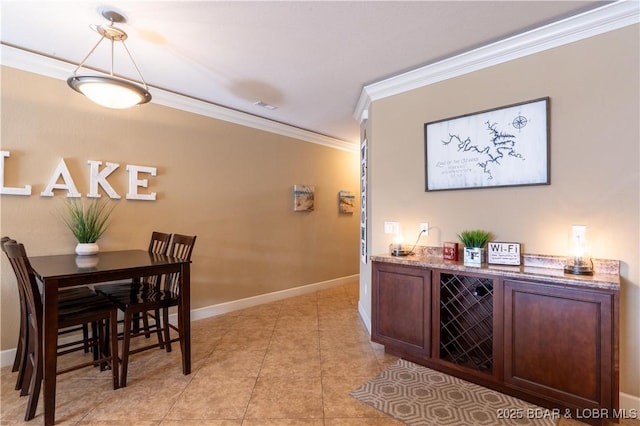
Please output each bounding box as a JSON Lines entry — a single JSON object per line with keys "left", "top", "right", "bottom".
{"left": 1, "top": 279, "right": 638, "bottom": 426}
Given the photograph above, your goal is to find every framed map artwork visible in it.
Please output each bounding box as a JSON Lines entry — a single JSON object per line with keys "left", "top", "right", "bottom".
{"left": 425, "top": 97, "right": 550, "bottom": 191}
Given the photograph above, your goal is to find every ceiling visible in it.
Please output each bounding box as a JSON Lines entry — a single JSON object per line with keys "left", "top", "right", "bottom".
{"left": 0, "top": 1, "right": 610, "bottom": 144}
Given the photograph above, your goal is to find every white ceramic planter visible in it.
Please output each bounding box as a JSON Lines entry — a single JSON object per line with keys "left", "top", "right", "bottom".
{"left": 75, "top": 242, "right": 99, "bottom": 256}
{"left": 463, "top": 247, "right": 484, "bottom": 266}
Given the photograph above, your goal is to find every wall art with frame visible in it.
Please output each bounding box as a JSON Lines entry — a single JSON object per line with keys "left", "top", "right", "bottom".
{"left": 293, "top": 185, "right": 315, "bottom": 211}
{"left": 338, "top": 190, "right": 355, "bottom": 214}
{"left": 424, "top": 97, "right": 550, "bottom": 191}
{"left": 360, "top": 137, "right": 368, "bottom": 264}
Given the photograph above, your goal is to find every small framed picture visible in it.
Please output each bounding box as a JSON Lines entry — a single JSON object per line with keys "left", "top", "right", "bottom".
{"left": 338, "top": 190, "right": 355, "bottom": 214}
{"left": 293, "top": 185, "right": 315, "bottom": 212}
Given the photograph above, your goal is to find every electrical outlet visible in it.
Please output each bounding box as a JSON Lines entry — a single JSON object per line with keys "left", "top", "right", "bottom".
{"left": 384, "top": 222, "right": 400, "bottom": 234}
{"left": 419, "top": 222, "right": 429, "bottom": 236}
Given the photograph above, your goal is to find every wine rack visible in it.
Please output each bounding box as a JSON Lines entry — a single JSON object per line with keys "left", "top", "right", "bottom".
{"left": 439, "top": 273, "right": 493, "bottom": 373}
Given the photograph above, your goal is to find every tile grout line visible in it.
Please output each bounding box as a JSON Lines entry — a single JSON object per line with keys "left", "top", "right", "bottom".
{"left": 241, "top": 299, "right": 282, "bottom": 425}
{"left": 315, "top": 290, "right": 328, "bottom": 426}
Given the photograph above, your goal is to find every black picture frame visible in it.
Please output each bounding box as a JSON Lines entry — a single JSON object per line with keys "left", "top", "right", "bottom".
{"left": 424, "top": 97, "right": 550, "bottom": 191}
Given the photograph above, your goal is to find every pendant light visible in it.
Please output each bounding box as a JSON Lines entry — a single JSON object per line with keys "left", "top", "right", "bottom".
{"left": 67, "top": 10, "right": 151, "bottom": 109}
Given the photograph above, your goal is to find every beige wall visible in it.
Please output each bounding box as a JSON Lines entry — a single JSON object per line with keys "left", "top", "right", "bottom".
{"left": 362, "top": 25, "right": 639, "bottom": 398}
{"left": 0, "top": 66, "right": 360, "bottom": 350}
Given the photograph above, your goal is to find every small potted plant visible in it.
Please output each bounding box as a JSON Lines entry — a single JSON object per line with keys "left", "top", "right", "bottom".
{"left": 457, "top": 229, "right": 491, "bottom": 266}
{"left": 62, "top": 198, "right": 116, "bottom": 256}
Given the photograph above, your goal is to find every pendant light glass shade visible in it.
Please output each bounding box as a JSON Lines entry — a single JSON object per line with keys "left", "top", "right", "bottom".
{"left": 68, "top": 10, "right": 151, "bottom": 109}
{"left": 68, "top": 75, "right": 151, "bottom": 109}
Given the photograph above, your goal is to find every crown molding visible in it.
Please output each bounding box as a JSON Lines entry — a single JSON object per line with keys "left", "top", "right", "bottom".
{"left": 0, "top": 44, "right": 358, "bottom": 154}
{"left": 354, "top": 0, "right": 640, "bottom": 123}
{"left": 149, "top": 87, "right": 358, "bottom": 153}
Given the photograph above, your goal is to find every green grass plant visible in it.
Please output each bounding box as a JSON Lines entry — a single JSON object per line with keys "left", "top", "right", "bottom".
{"left": 457, "top": 229, "right": 491, "bottom": 248}
{"left": 62, "top": 198, "right": 116, "bottom": 243}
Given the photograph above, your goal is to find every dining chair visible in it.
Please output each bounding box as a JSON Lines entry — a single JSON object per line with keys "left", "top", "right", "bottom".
{"left": 94, "top": 231, "right": 172, "bottom": 344}
{"left": 1, "top": 238, "right": 26, "bottom": 380}
{"left": 1, "top": 236, "right": 97, "bottom": 392}
{"left": 155, "top": 234, "right": 197, "bottom": 354}
{"left": 97, "top": 233, "right": 196, "bottom": 387}
{"left": 2, "top": 241, "right": 119, "bottom": 421}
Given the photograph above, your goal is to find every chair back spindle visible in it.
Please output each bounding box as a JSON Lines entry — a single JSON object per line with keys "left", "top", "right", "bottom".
{"left": 145, "top": 232, "right": 172, "bottom": 289}
{"left": 164, "top": 234, "right": 196, "bottom": 295}
{"left": 148, "top": 231, "right": 171, "bottom": 255}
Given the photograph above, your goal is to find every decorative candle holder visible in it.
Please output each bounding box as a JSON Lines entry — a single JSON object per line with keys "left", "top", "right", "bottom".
{"left": 564, "top": 225, "right": 593, "bottom": 275}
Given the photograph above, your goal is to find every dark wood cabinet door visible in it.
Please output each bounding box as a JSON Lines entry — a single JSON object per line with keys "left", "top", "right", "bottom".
{"left": 371, "top": 261, "right": 431, "bottom": 357}
{"left": 503, "top": 279, "right": 617, "bottom": 412}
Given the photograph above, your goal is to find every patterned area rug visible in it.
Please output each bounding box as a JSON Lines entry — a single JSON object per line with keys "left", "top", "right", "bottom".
{"left": 350, "top": 359, "right": 557, "bottom": 426}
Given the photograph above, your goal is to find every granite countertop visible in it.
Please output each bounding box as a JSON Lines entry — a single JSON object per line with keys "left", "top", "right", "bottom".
{"left": 370, "top": 252, "right": 621, "bottom": 291}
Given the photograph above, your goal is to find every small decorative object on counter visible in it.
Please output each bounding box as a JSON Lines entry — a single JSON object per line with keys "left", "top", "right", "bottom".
{"left": 564, "top": 225, "right": 593, "bottom": 275}
{"left": 458, "top": 229, "right": 491, "bottom": 266}
{"left": 443, "top": 242, "right": 459, "bottom": 261}
{"left": 487, "top": 242, "right": 521, "bottom": 265}
{"left": 390, "top": 238, "right": 410, "bottom": 257}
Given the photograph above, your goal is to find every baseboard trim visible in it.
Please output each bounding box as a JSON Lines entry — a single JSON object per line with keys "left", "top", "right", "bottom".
{"left": 0, "top": 275, "right": 359, "bottom": 368}
{"left": 621, "top": 392, "right": 640, "bottom": 413}
{"left": 188, "top": 274, "right": 359, "bottom": 321}
{"left": 0, "top": 350, "right": 16, "bottom": 371}
{"left": 358, "top": 299, "right": 372, "bottom": 335}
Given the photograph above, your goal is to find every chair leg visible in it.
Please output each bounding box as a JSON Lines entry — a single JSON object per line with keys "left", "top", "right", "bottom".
{"left": 24, "top": 324, "right": 42, "bottom": 421}
{"left": 132, "top": 312, "right": 142, "bottom": 334}
{"left": 120, "top": 311, "right": 133, "bottom": 388}
{"left": 14, "top": 322, "right": 28, "bottom": 391}
{"left": 142, "top": 312, "right": 152, "bottom": 338}
{"left": 108, "top": 312, "right": 120, "bottom": 390}
{"left": 154, "top": 308, "right": 165, "bottom": 350}
{"left": 19, "top": 315, "right": 34, "bottom": 398}
{"left": 91, "top": 321, "right": 100, "bottom": 363}
{"left": 82, "top": 323, "right": 90, "bottom": 353}
{"left": 12, "top": 342, "right": 21, "bottom": 372}
{"left": 12, "top": 313, "right": 25, "bottom": 373}
{"left": 97, "top": 319, "right": 107, "bottom": 372}
{"left": 19, "top": 351, "right": 33, "bottom": 397}
{"left": 177, "top": 305, "right": 185, "bottom": 358}
{"left": 162, "top": 307, "right": 172, "bottom": 353}
{"left": 24, "top": 352, "right": 42, "bottom": 421}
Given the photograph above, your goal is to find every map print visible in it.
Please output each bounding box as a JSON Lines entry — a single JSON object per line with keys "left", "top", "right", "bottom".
{"left": 425, "top": 98, "right": 549, "bottom": 191}
{"left": 442, "top": 120, "right": 525, "bottom": 181}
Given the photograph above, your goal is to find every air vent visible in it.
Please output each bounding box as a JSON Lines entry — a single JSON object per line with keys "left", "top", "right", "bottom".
{"left": 254, "top": 101, "right": 278, "bottom": 110}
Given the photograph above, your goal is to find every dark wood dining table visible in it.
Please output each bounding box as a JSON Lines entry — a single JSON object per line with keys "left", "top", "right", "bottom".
{"left": 28, "top": 249, "right": 191, "bottom": 426}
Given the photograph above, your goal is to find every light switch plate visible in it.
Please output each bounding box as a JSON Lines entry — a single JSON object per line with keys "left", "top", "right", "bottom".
{"left": 384, "top": 222, "right": 400, "bottom": 234}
